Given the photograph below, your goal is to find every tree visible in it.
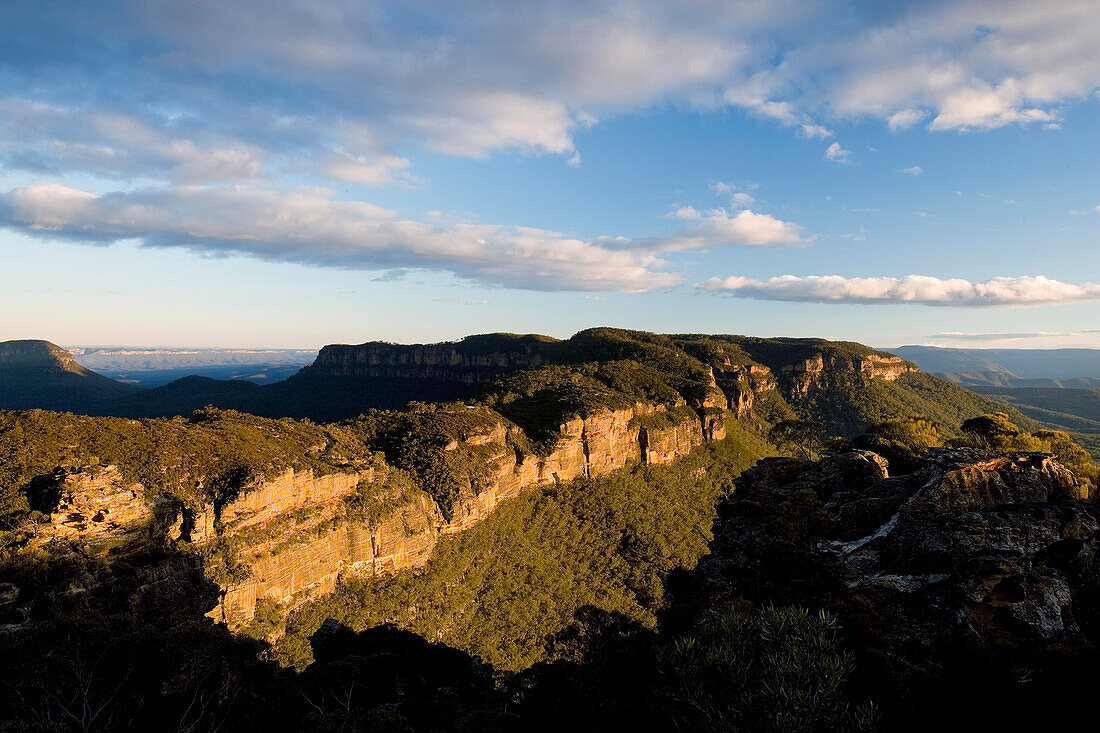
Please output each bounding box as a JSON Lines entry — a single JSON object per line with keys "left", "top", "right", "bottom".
{"left": 768, "top": 420, "right": 825, "bottom": 460}
{"left": 960, "top": 413, "right": 1019, "bottom": 448}
{"left": 865, "top": 416, "right": 941, "bottom": 450}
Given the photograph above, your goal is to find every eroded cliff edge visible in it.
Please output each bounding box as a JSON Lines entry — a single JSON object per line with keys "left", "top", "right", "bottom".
{"left": 3, "top": 327, "right": 1009, "bottom": 637}
{"left": 14, "top": 398, "right": 721, "bottom": 631}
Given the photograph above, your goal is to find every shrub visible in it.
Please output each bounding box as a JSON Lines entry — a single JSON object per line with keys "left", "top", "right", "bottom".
{"left": 660, "top": 606, "right": 877, "bottom": 732}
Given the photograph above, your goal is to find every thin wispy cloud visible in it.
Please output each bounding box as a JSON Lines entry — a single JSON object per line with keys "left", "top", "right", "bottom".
{"left": 695, "top": 274, "right": 1100, "bottom": 307}
{"left": 930, "top": 330, "right": 1100, "bottom": 340}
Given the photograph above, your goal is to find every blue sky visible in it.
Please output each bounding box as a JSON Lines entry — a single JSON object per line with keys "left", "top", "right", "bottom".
{"left": 1, "top": 0, "right": 1098, "bottom": 349}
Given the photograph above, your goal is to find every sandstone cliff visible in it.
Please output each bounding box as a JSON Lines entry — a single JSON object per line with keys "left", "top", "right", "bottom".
{"left": 25, "top": 399, "right": 721, "bottom": 631}
{"left": 306, "top": 334, "right": 558, "bottom": 388}
{"left": 777, "top": 353, "right": 915, "bottom": 393}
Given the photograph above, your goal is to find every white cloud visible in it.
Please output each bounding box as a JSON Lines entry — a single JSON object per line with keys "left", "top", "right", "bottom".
{"left": 887, "top": 109, "right": 926, "bottom": 131}
{"left": 710, "top": 181, "right": 757, "bottom": 208}
{"left": 901, "top": 166, "right": 923, "bottom": 176}
{"left": 411, "top": 92, "right": 577, "bottom": 159}
{"left": 7, "top": 0, "right": 1100, "bottom": 192}
{"left": 930, "top": 330, "right": 1100, "bottom": 340}
{"left": 0, "top": 100, "right": 266, "bottom": 184}
{"left": 631, "top": 209, "right": 811, "bottom": 252}
{"left": 825, "top": 142, "right": 851, "bottom": 163}
{"left": 800, "top": 123, "right": 833, "bottom": 139}
{"left": 0, "top": 184, "right": 681, "bottom": 293}
{"left": 323, "top": 150, "right": 415, "bottom": 187}
{"left": 671, "top": 205, "right": 702, "bottom": 220}
{"left": 695, "top": 274, "right": 1100, "bottom": 307}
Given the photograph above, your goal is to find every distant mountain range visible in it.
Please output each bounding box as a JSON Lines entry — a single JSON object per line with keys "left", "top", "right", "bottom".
{"left": 0, "top": 332, "right": 1030, "bottom": 441}
{"left": 68, "top": 347, "right": 317, "bottom": 386}
{"left": 886, "top": 345, "right": 1100, "bottom": 453}
{"left": 888, "top": 345, "right": 1100, "bottom": 381}
{"left": 0, "top": 340, "right": 140, "bottom": 411}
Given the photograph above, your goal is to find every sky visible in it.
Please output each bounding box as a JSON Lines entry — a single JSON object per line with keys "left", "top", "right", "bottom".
{"left": 1, "top": 0, "right": 1098, "bottom": 350}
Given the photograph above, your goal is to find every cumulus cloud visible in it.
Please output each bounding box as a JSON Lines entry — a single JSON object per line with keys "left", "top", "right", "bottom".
{"left": 627, "top": 209, "right": 811, "bottom": 252}
{"left": 825, "top": 142, "right": 851, "bottom": 163}
{"left": 0, "top": 184, "right": 681, "bottom": 293}
{"left": 671, "top": 205, "right": 702, "bottom": 220}
{"left": 694, "top": 274, "right": 1100, "bottom": 307}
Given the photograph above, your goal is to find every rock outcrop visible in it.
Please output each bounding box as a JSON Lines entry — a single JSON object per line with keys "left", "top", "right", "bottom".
{"left": 778, "top": 353, "right": 915, "bottom": 393}
{"left": 212, "top": 401, "right": 716, "bottom": 627}
{"left": 26, "top": 399, "right": 722, "bottom": 631}
{"left": 307, "top": 334, "right": 557, "bottom": 387}
{"left": 678, "top": 447, "right": 1097, "bottom": 697}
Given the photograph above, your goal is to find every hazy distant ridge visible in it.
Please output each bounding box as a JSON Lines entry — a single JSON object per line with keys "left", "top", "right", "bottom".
{"left": 888, "top": 345, "right": 1100, "bottom": 381}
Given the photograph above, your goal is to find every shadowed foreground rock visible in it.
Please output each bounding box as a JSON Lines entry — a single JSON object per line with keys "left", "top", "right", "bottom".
{"left": 670, "top": 447, "right": 1100, "bottom": 728}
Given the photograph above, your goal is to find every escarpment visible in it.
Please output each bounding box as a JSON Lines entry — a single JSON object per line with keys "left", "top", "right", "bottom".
{"left": 261, "top": 329, "right": 914, "bottom": 421}
{"left": 15, "top": 397, "right": 720, "bottom": 631}
{"left": 776, "top": 353, "right": 915, "bottom": 393}
{"left": 2, "top": 327, "right": 1028, "bottom": 639}
{"left": 310, "top": 334, "right": 557, "bottom": 384}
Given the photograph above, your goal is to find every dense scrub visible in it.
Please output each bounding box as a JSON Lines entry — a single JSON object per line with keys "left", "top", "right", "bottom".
{"left": 0, "top": 408, "right": 383, "bottom": 514}
{"left": 274, "top": 421, "right": 774, "bottom": 670}
{"left": 790, "top": 371, "right": 1041, "bottom": 438}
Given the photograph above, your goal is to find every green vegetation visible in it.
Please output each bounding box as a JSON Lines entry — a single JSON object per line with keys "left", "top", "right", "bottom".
{"left": 660, "top": 606, "right": 878, "bottom": 732}
{"left": 967, "top": 385, "right": 1100, "bottom": 459}
{"left": 961, "top": 412, "right": 1022, "bottom": 444}
{"left": 768, "top": 419, "right": 826, "bottom": 459}
{"left": 0, "top": 408, "right": 388, "bottom": 515}
{"left": 732, "top": 336, "right": 899, "bottom": 368}
{"left": 851, "top": 415, "right": 944, "bottom": 471}
{"left": 864, "top": 415, "right": 942, "bottom": 449}
{"left": 344, "top": 403, "right": 527, "bottom": 519}
{"left": 788, "top": 371, "right": 1040, "bottom": 438}
{"left": 950, "top": 413, "right": 1099, "bottom": 493}
{"left": 275, "top": 428, "right": 772, "bottom": 671}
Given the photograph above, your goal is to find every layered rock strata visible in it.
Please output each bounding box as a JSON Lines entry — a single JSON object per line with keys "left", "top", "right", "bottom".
{"left": 29, "top": 402, "right": 722, "bottom": 630}
{"left": 779, "top": 353, "right": 915, "bottom": 393}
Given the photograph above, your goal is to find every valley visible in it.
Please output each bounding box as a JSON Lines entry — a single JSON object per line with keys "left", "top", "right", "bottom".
{"left": 1, "top": 328, "right": 1098, "bottom": 731}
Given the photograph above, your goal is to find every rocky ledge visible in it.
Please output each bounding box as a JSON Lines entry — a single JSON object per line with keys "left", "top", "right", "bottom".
{"left": 675, "top": 447, "right": 1097, "bottom": 699}
{"left": 22, "top": 401, "right": 721, "bottom": 631}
